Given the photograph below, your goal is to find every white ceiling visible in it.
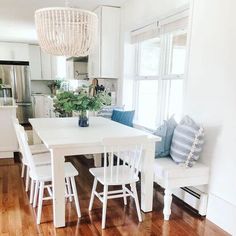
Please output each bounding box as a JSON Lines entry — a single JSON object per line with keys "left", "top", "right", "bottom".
{"left": 0, "top": 0, "right": 127, "bottom": 43}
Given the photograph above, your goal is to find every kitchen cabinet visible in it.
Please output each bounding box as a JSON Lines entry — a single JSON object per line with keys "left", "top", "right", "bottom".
{"left": 88, "top": 6, "right": 120, "bottom": 79}
{"left": 29, "top": 45, "right": 42, "bottom": 80}
{"left": 32, "top": 95, "right": 45, "bottom": 118}
{"left": 0, "top": 99, "right": 18, "bottom": 158}
{"left": 51, "top": 56, "right": 66, "bottom": 80}
{"left": 32, "top": 94, "right": 56, "bottom": 118}
{"left": 29, "top": 44, "right": 66, "bottom": 80}
{"left": 41, "top": 50, "right": 52, "bottom": 80}
{"left": 0, "top": 42, "right": 29, "bottom": 61}
{"left": 43, "top": 96, "right": 56, "bottom": 118}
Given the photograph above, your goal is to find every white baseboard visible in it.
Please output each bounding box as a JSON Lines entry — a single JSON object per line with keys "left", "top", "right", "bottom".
{"left": 207, "top": 193, "right": 236, "bottom": 235}
{"left": 0, "top": 152, "right": 14, "bottom": 158}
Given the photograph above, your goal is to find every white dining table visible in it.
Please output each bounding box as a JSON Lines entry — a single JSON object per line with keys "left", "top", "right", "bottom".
{"left": 29, "top": 117, "right": 160, "bottom": 228}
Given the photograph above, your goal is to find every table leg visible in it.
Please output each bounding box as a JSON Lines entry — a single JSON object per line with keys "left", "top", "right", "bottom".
{"left": 141, "top": 141, "right": 155, "bottom": 212}
{"left": 51, "top": 149, "right": 65, "bottom": 227}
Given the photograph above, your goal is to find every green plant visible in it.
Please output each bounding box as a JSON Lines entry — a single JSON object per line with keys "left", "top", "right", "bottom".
{"left": 53, "top": 87, "right": 111, "bottom": 117}
{"left": 53, "top": 91, "right": 78, "bottom": 117}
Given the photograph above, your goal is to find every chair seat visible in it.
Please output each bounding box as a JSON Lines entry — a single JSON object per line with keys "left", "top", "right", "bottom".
{"left": 89, "top": 166, "right": 139, "bottom": 185}
{"left": 30, "top": 143, "right": 49, "bottom": 155}
{"left": 33, "top": 152, "right": 51, "bottom": 166}
{"left": 31, "top": 162, "right": 79, "bottom": 181}
{"left": 154, "top": 158, "right": 209, "bottom": 189}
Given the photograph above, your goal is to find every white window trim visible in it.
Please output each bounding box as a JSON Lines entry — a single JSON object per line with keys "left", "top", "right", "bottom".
{"left": 132, "top": 25, "right": 188, "bottom": 129}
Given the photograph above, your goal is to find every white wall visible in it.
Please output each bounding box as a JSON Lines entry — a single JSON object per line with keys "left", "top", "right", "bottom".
{"left": 185, "top": 0, "right": 236, "bottom": 234}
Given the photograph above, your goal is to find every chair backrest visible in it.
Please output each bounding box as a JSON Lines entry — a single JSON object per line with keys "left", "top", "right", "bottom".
{"left": 102, "top": 135, "right": 147, "bottom": 184}
{"left": 13, "top": 123, "right": 37, "bottom": 174}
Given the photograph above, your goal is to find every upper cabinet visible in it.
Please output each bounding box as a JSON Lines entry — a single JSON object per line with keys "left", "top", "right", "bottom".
{"left": 29, "top": 44, "right": 66, "bottom": 80}
{"left": 51, "top": 56, "right": 66, "bottom": 80}
{"left": 29, "top": 45, "right": 42, "bottom": 80}
{"left": 88, "top": 6, "right": 120, "bottom": 79}
{"left": 0, "top": 42, "right": 29, "bottom": 61}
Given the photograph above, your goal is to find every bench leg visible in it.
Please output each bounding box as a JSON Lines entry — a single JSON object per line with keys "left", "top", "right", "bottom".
{"left": 163, "top": 189, "right": 173, "bottom": 220}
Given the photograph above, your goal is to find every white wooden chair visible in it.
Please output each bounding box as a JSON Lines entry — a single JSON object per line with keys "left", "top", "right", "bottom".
{"left": 15, "top": 123, "right": 81, "bottom": 224}
{"left": 154, "top": 158, "right": 209, "bottom": 220}
{"left": 14, "top": 119, "right": 49, "bottom": 182}
{"left": 13, "top": 121, "right": 51, "bottom": 192}
{"left": 89, "top": 135, "right": 147, "bottom": 229}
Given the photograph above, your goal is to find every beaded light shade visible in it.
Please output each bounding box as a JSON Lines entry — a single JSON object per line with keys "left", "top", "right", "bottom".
{"left": 35, "top": 7, "right": 98, "bottom": 57}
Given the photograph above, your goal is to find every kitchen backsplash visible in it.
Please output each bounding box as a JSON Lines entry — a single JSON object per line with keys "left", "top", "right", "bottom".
{"left": 31, "top": 80, "right": 51, "bottom": 94}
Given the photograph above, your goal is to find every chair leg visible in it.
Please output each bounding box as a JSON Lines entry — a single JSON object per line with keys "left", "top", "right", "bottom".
{"left": 33, "top": 180, "right": 39, "bottom": 208}
{"left": 102, "top": 185, "right": 108, "bottom": 229}
{"left": 131, "top": 183, "right": 142, "bottom": 222}
{"left": 70, "top": 177, "right": 81, "bottom": 218}
{"left": 122, "top": 184, "right": 127, "bottom": 205}
{"left": 93, "top": 154, "right": 102, "bottom": 167}
{"left": 30, "top": 179, "right": 35, "bottom": 204}
{"left": 21, "top": 164, "right": 25, "bottom": 178}
{"left": 36, "top": 181, "right": 44, "bottom": 224}
{"left": 66, "top": 177, "right": 73, "bottom": 202}
{"left": 89, "top": 178, "right": 97, "bottom": 211}
{"left": 25, "top": 166, "right": 30, "bottom": 192}
{"left": 163, "top": 189, "right": 173, "bottom": 221}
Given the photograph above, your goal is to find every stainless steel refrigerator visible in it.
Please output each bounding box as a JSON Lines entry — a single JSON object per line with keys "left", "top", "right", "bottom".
{"left": 0, "top": 61, "right": 32, "bottom": 123}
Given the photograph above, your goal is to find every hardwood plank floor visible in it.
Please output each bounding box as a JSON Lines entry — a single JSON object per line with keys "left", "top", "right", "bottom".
{"left": 0, "top": 156, "right": 229, "bottom": 236}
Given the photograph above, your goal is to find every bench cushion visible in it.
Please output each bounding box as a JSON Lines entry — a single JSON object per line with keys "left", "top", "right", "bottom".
{"left": 154, "top": 158, "right": 209, "bottom": 189}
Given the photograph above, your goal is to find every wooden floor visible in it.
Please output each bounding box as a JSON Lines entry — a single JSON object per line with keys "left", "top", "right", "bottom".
{"left": 0, "top": 156, "right": 229, "bottom": 236}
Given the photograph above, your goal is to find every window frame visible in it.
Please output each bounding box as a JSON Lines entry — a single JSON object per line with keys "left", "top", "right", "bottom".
{"left": 132, "top": 29, "right": 188, "bottom": 129}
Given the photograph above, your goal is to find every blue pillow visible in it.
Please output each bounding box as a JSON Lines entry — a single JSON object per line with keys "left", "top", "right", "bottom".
{"left": 111, "top": 110, "right": 135, "bottom": 127}
{"left": 153, "top": 116, "right": 177, "bottom": 158}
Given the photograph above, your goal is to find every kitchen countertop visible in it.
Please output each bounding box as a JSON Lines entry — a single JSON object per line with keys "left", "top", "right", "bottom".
{"left": 0, "top": 97, "right": 17, "bottom": 108}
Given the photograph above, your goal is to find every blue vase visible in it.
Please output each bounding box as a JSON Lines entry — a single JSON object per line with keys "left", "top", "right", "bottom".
{"left": 78, "top": 111, "right": 89, "bottom": 127}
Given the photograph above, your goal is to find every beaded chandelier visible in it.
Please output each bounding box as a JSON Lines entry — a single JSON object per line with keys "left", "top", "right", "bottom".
{"left": 35, "top": 7, "right": 98, "bottom": 57}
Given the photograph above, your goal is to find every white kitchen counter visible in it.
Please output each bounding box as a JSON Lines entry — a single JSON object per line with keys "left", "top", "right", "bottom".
{"left": 0, "top": 97, "right": 17, "bottom": 108}
{"left": 0, "top": 97, "right": 18, "bottom": 158}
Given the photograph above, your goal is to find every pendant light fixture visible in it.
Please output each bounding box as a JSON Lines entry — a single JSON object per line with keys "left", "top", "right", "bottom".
{"left": 35, "top": 3, "right": 98, "bottom": 57}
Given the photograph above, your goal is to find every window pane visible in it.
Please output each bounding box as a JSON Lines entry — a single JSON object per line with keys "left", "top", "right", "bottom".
{"left": 170, "top": 33, "right": 187, "bottom": 75}
{"left": 139, "top": 38, "right": 160, "bottom": 76}
{"left": 136, "top": 80, "right": 158, "bottom": 128}
{"left": 163, "top": 79, "right": 184, "bottom": 122}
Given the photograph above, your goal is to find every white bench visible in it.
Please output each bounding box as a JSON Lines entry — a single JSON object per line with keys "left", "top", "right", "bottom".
{"left": 154, "top": 158, "right": 210, "bottom": 220}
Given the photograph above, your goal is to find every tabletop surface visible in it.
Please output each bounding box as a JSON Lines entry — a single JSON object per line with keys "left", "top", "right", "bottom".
{"left": 29, "top": 117, "right": 160, "bottom": 149}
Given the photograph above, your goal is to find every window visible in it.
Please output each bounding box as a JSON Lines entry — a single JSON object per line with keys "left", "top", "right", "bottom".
{"left": 128, "top": 15, "right": 188, "bottom": 129}
{"left": 138, "top": 38, "right": 160, "bottom": 76}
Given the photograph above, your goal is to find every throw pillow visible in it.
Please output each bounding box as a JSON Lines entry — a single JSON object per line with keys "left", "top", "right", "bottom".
{"left": 170, "top": 115, "right": 204, "bottom": 167}
{"left": 97, "top": 105, "right": 124, "bottom": 119}
{"left": 111, "top": 110, "right": 135, "bottom": 127}
{"left": 153, "top": 116, "right": 177, "bottom": 158}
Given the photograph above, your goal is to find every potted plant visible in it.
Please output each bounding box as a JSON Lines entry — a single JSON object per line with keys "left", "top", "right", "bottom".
{"left": 53, "top": 87, "right": 111, "bottom": 127}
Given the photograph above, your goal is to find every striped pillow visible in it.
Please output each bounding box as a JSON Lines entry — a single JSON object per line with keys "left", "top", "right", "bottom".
{"left": 97, "top": 105, "right": 124, "bottom": 119}
{"left": 170, "top": 116, "right": 204, "bottom": 167}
